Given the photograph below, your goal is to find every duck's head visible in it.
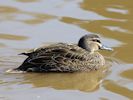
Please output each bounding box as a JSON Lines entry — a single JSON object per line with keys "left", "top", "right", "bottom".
{"left": 78, "top": 34, "right": 113, "bottom": 53}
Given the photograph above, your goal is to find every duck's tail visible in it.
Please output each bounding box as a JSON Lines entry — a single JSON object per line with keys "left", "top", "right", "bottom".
{"left": 6, "top": 68, "right": 26, "bottom": 74}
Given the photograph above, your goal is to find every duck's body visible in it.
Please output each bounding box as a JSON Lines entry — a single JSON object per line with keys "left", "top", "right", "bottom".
{"left": 7, "top": 34, "right": 112, "bottom": 73}
{"left": 17, "top": 43, "right": 105, "bottom": 72}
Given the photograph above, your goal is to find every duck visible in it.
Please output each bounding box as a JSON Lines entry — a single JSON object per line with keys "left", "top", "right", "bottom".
{"left": 7, "top": 34, "right": 113, "bottom": 73}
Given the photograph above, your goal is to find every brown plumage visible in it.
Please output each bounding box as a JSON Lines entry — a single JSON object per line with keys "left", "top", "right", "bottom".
{"left": 7, "top": 34, "right": 113, "bottom": 73}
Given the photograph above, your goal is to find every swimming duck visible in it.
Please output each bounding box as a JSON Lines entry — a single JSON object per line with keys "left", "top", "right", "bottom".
{"left": 8, "top": 34, "right": 113, "bottom": 73}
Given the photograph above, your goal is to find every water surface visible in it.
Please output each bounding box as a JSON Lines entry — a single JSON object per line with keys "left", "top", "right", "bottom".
{"left": 0, "top": 0, "right": 133, "bottom": 100}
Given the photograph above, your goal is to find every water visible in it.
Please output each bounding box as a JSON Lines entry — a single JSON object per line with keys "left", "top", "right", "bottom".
{"left": 0, "top": 0, "right": 133, "bottom": 100}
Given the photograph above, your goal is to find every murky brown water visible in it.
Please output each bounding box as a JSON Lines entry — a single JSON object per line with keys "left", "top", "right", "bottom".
{"left": 0, "top": 0, "right": 133, "bottom": 100}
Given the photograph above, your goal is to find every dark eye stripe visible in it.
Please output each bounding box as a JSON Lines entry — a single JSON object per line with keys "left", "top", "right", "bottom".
{"left": 92, "top": 39, "right": 101, "bottom": 43}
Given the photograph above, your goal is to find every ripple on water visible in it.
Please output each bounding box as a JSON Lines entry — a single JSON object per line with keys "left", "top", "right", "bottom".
{"left": 120, "top": 69, "right": 133, "bottom": 80}
{"left": 0, "top": 6, "right": 19, "bottom": 13}
{"left": 16, "top": 0, "right": 40, "bottom": 3}
{"left": 0, "top": 33, "right": 28, "bottom": 41}
{"left": 0, "top": 0, "right": 133, "bottom": 100}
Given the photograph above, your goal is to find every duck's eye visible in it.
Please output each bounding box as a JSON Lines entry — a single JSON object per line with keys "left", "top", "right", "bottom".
{"left": 92, "top": 39, "right": 101, "bottom": 43}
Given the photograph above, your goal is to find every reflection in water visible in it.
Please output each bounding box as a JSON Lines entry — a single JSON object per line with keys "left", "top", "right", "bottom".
{"left": 0, "top": 0, "right": 133, "bottom": 99}
{"left": 0, "top": 5, "right": 55, "bottom": 24}
{"left": 22, "top": 13, "right": 55, "bottom": 24}
{"left": 80, "top": 0, "right": 132, "bottom": 19}
{"left": 16, "top": 0, "right": 39, "bottom": 3}
{"left": 106, "top": 7, "right": 128, "bottom": 15}
{"left": 103, "top": 26, "right": 128, "bottom": 33}
{"left": 0, "top": 33, "right": 28, "bottom": 40}
{"left": 120, "top": 69, "right": 133, "bottom": 80}
{"left": 103, "top": 80, "right": 133, "bottom": 99}
{"left": 0, "top": 6, "right": 20, "bottom": 21}
{"left": 0, "top": 6, "right": 19, "bottom": 13}
{"left": 21, "top": 68, "right": 107, "bottom": 92}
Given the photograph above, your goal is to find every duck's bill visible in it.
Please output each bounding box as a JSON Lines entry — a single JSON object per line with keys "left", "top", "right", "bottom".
{"left": 100, "top": 45, "right": 113, "bottom": 51}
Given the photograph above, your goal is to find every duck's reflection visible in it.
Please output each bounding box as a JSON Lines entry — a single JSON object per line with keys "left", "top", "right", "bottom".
{"left": 21, "top": 68, "right": 108, "bottom": 92}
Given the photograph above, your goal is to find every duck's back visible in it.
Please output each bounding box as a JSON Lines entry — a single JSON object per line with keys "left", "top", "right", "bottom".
{"left": 17, "top": 43, "right": 105, "bottom": 72}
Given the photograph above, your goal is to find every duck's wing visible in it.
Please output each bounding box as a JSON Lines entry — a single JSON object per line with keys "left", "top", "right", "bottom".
{"left": 18, "top": 43, "right": 88, "bottom": 72}
{"left": 19, "top": 43, "right": 70, "bottom": 56}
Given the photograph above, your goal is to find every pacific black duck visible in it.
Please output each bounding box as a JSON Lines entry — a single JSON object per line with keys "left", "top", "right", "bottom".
{"left": 7, "top": 34, "right": 113, "bottom": 73}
